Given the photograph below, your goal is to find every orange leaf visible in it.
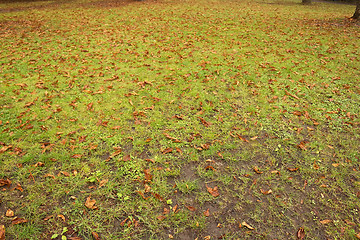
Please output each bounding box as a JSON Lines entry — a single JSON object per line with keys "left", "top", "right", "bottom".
{"left": 71, "top": 154, "right": 82, "bottom": 159}
{"left": 144, "top": 169, "right": 153, "bottom": 181}
{"left": 0, "top": 179, "right": 11, "bottom": 187}
{"left": 0, "top": 225, "right": 5, "bottom": 240}
{"left": 240, "top": 221, "right": 254, "bottom": 230}
{"left": 162, "top": 148, "right": 173, "bottom": 154}
{"left": 287, "top": 167, "right": 299, "bottom": 172}
{"left": 6, "top": 209, "right": 14, "bottom": 217}
{"left": 320, "top": 219, "right": 332, "bottom": 224}
{"left": 260, "top": 189, "right": 273, "bottom": 195}
{"left": 85, "top": 196, "right": 97, "bottom": 209}
{"left": 253, "top": 166, "right": 263, "bottom": 174}
{"left": 297, "top": 227, "right": 305, "bottom": 240}
{"left": 203, "top": 208, "right": 210, "bottom": 217}
{"left": 123, "top": 154, "right": 131, "bottom": 161}
{"left": 206, "top": 184, "right": 220, "bottom": 197}
{"left": 58, "top": 214, "right": 66, "bottom": 222}
{"left": 0, "top": 145, "right": 12, "bottom": 153}
{"left": 92, "top": 232, "right": 101, "bottom": 240}
{"left": 12, "top": 217, "right": 28, "bottom": 225}
{"left": 185, "top": 205, "right": 196, "bottom": 212}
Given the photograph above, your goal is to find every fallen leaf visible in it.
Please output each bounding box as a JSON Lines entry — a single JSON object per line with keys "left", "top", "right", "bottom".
{"left": 43, "top": 215, "right": 53, "bottom": 221}
{"left": 92, "top": 231, "right": 100, "bottom": 240}
{"left": 297, "top": 227, "right": 305, "bottom": 240}
{"left": 144, "top": 169, "right": 153, "bottom": 181}
{"left": 206, "top": 184, "right": 220, "bottom": 197}
{"left": 69, "top": 237, "right": 82, "bottom": 240}
{"left": 12, "top": 217, "right": 28, "bottom": 225}
{"left": 85, "top": 196, "right": 97, "bottom": 210}
{"left": 58, "top": 214, "right": 66, "bottom": 222}
{"left": 157, "top": 215, "right": 166, "bottom": 220}
{"left": 14, "top": 183, "right": 23, "bottom": 192}
{"left": 185, "top": 205, "right": 196, "bottom": 211}
{"left": 6, "top": 209, "right": 14, "bottom": 217}
{"left": 34, "top": 162, "right": 44, "bottom": 167}
{"left": 0, "top": 225, "right": 4, "bottom": 240}
{"left": 162, "top": 148, "right": 173, "bottom": 154}
{"left": 260, "top": 189, "right": 273, "bottom": 195}
{"left": 203, "top": 208, "right": 210, "bottom": 217}
{"left": 0, "top": 179, "right": 11, "bottom": 187}
{"left": 98, "top": 179, "right": 108, "bottom": 188}
{"left": 60, "top": 171, "right": 70, "bottom": 177}
{"left": 320, "top": 219, "right": 332, "bottom": 224}
{"left": 0, "top": 145, "right": 12, "bottom": 153}
{"left": 356, "top": 232, "right": 360, "bottom": 240}
{"left": 240, "top": 221, "right": 254, "bottom": 230}
{"left": 123, "top": 154, "right": 131, "bottom": 161}
{"left": 253, "top": 166, "right": 263, "bottom": 174}
{"left": 287, "top": 167, "right": 299, "bottom": 172}
{"left": 71, "top": 154, "right": 82, "bottom": 159}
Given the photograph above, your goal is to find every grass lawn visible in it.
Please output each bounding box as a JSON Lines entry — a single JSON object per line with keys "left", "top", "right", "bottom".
{"left": 0, "top": 0, "right": 360, "bottom": 238}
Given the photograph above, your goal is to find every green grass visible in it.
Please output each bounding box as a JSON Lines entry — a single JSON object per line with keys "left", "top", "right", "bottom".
{"left": 0, "top": 0, "right": 359, "bottom": 239}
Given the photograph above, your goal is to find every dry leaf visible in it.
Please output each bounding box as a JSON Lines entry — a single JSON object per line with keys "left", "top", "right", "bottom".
{"left": 12, "top": 217, "right": 28, "bottom": 225}
{"left": 6, "top": 209, "right": 14, "bottom": 217}
{"left": 162, "top": 148, "right": 173, "bottom": 154}
{"left": 123, "top": 154, "right": 131, "bottom": 161}
{"left": 0, "top": 179, "right": 11, "bottom": 187}
{"left": 85, "top": 196, "right": 97, "bottom": 209}
{"left": 0, "top": 225, "right": 4, "bottom": 240}
{"left": 320, "top": 219, "right": 332, "bottom": 224}
{"left": 144, "top": 169, "right": 153, "bottom": 181}
{"left": 241, "top": 221, "right": 254, "bottom": 230}
{"left": 0, "top": 145, "right": 12, "bottom": 153}
{"left": 253, "top": 166, "right": 263, "bottom": 174}
{"left": 185, "top": 205, "right": 196, "bottom": 211}
{"left": 98, "top": 179, "right": 108, "bottom": 188}
{"left": 287, "top": 167, "right": 299, "bottom": 172}
{"left": 203, "top": 208, "right": 210, "bottom": 217}
{"left": 297, "top": 227, "right": 305, "bottom": 240}
{"left": 69, "top": 237, "right": 82, "bottom": 240}
{"left": 356, "top": 232, "right": 360, "bottom": 240}
{"left": 206, "top": 184, "right": 220, "bottom": 197}
{"left": 58, "top": 214, "right": 66, "bottom": 222}
{"left": 92, "top": 231, "right": 100, "bottom": 240}
{"left": 260, "top": 189, "right": 273, "bottom": 195}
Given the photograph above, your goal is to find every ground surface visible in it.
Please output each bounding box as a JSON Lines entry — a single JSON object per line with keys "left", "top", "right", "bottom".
{"left": 0, "top": 0, "right": 360, "bottom": 239}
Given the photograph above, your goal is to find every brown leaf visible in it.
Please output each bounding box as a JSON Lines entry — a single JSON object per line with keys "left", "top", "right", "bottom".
{"left": 69, "top": 237, "right": 82, "bottom": 240}
{"left": 152, "top": 192, "right": 163, "bottom": 201}
{"left": 34, "top": 162, "right": 44, "bottom": 167}
{"left": 203, "top": 208, "right": 210, "bottom": 217}
{"left": 260, "top": 189, "right": 273, "bottom": 195}
{"left": 14, "top": 183, "right": 23, "bottom": 192}
{"left": 0, "top": 225, "right": 4, "bottom": 240}
{"left": 6, "top": 209, "right": 14, "bottom": 217}
{"left": 85, "top": 196, "right": 97, "bottom": 209}
{"left": 12, "top": 217, "right": 28, "bottom": 225}
{"left": 198, "top": 117, "right": 211, "bottom": 127}
{"left": 58, "top": 214, "right": 66, "bottom": 222}
{"left": 205, "top": 166, "right": 216, "bottom": 171}
{"left": 356, "top": 232, "right": 360, "bottom": 240}
{"left": 297, "top": 141, "right": 308, "bottom": 150}
{"left": 71, "top": 154, "right": 82, "bottom": 159}
{"left": 287, "top": 167, "right": 299, "bottom": 172}
{"left": 297, "top": 227, "right": 305, "bottom": 240}
{"left": 60, "top": 171, "right": 70, "bottom": 177}
{"left": 0, "top": 179, "right": 11, "bottom": 187}
{"left": 144, "top": 169, "right": 153, "bottom": 181}
{"left": 253, "top": 166, "right": 263, "bottom": 174}
{"left": 240, "top": 221, "right": 254, "bottom": 230}
{"left": 98, "top": 179, "right": 108, "bottom": 188}
{"left": 206, "top": 184, "right": 220, "bottom": 197}
{"left": 157, "top": 215, "right": 166, "bottom": 221}
{"left": 162, "top": 148, "right": 173, "bottom": 154}
{"left": 123, "top": 154, "right": 131, "bottom": 161}
{"left": 320, "top": 219, "right": 332, "bottom": 224}
{"left": 92, "top": 231, "right": 100, "bottom": 240}
{"left": 43, "top": 215, "right": 53, "bottom": 221}
{"left": 185, "top": 205, "right": 196, "bottom": 211}
{"left": 0, "top": 145, "right": 12, "bottom": 153}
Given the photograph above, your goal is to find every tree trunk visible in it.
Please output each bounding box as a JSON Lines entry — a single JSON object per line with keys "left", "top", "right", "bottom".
{"left": 351, "top": 0, "right": 360, "bottom": 19}
{"left": 302, "top": 0, "right": 311, "bottom": 5}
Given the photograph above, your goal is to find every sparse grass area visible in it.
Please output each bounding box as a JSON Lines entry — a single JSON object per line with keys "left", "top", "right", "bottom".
{"left": 0, "top": 0, "right": 360, "bottom": 239}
